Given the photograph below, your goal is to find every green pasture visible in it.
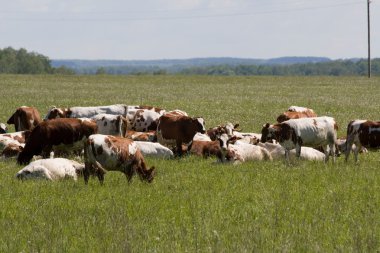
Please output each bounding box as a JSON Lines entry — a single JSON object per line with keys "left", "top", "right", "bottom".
{"left": 0, "top": 75, "right": 379, "bottom": 252}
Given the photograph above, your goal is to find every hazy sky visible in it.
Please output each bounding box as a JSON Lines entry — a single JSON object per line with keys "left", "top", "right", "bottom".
{"left": 1, "top": 0, "right": 379, "bottom": 60}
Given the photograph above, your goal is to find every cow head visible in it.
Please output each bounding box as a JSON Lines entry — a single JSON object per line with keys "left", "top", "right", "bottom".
{"left": 224, "top": 122, "right": 242, "bottom": 137}
{"left": 45, "top": 106, "right": 69, "bottom": 120}
{"left": 1, "top": 143, "right": 24, "bottom": 158}
{"left": 0, "top": 123, "right": 7, "bottom": 134}
{"left": 193, "top": 117, "right": 206, "bottom": 134}
{"left": 261, "top": 123, "right": 279, "bottom": 143}
{"left": 140, "top": 166, "right": 156, "bottom": 183}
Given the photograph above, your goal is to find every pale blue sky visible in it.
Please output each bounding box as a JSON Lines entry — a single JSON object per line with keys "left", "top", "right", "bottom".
{"left": 0, "top": 0, "right": 378, "bottom": 60}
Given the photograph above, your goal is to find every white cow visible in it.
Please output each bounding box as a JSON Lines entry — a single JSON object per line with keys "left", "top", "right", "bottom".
{"left": 287, "top": 106, "right": 316, "bottom": 114}
{"left": 45, "top": 104, "right": 128, "bottom": 120}
{"left": 134, "top": 141, "right": 174, "bottom": 158}
{"left": 226, "top": 142, "right": 272, "bottom": 164}
{"left": 257, "top": 142, "right": 325, "bottom": 161}
{"left": 261, "top": 116, "right": 337, "bottom": 163}
{"left": 16, "top": 158, "right": 85, "bottom": 181}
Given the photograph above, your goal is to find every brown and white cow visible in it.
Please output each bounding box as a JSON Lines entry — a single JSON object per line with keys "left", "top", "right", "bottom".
{"left": 0, "top": 131, "right": 30, "bottom": 145}
{"left": 277, "top": 111, "right": 318, "bottom": 123}
{"left": 261, "top": 116, "right": 338, "bottom": 163}
{"left": 0, "top": 123, "right": 7, "bottom": 134}
{"left": 91, "top": 114, "right": 129, "bottom": 137}
{"left": 1, "top": 142, "right": 24, "bottom": 159}
{"left": 17, "top": 118, "right": 97, "bottom": 164}
{"left": 7, "top": 106, "right": 42, "bottom": 131}
{"left": 287, "top": 106, "right": 316, "bottom": 114}
{"left": 125, "top": 130, "right": 157, "bottom": 142}
{"left": 157, "top": 114, "right": 206, "bottom": 156}
{"left": 128, "top": 107, "right": 165, "bottom": 132}
{"left": 345, "top": 120, "right": 380, "bottom": 162}
{"left": 45, "top": 104, "right": 128, "bottom": 120}
{"left": 83, "top": 134, "right": 155, "bottom": 184}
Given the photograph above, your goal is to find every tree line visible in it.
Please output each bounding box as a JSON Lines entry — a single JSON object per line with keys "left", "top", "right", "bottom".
{"left": 0, "top": 47, "right": 74, "bottom": 74}
{"left": 0, "top": 47, "right": 378, "bottom": 76}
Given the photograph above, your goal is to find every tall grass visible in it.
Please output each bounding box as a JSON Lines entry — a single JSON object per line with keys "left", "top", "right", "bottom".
{"left": 0, "top": 75, "right": 379, "bottom": 252}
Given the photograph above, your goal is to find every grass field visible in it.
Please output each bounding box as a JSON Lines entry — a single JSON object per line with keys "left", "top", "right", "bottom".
{"left": 0, "top": 75, "right": 379, "bottom": 252}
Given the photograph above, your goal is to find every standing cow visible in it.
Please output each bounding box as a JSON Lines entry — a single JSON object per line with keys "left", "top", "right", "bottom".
{"left": 157, "top": 114, "right": 206, "bottom": 156}
{"left": 7, "top": 106, "right": 42, "bottom": 131}
{"left": 345, "top": 120, "right": 380, "bottom": 162}
{"left": 261, "top": 116, "right": 338, "bottom": 163}
{"left": 17, "top": 118, "right": 97, "bottom": 164}
{"left": 84, "top": 134, "right": 155, "bottom": 184}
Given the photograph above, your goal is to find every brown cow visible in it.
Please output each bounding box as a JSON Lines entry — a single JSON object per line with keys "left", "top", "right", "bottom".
{"left": 17, "top": 118, "right": 97, "bottom": 164}
{"left": 83, "top": 134, "right": 155, "bottom": 184}
{"left": 345, "top": 120, "right": 380, "bottom": 162}
{"left": 7, "top": 106, "right": 42, "bottom": 131}
{"left": 277, "top": 111, "right": 318, "bottom": 123}
{"left": 157, "top": 114, "right": 206, "bottom": 156}
{"left": 188, "top": 140, "right": 224, "bottom": 161}
{"left": 125, "top": 130, "right": 157, "bottom": 142}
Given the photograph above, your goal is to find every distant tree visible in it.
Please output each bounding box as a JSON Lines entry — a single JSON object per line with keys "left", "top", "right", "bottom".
{"left": 95, "top": 67, "right": 107, "bottom": 75}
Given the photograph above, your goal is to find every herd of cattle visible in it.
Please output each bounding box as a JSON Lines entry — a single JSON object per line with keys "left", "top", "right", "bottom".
{"left": 0, "top": 104, "right": 379, "bottom": 184}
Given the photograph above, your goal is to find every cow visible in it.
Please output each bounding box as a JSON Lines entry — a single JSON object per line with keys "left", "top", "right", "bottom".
{"left": 188, "top": 140, "right": 224, "bottom": 161}
{"left": 157, "top": 114, "right": 206, "bottom": 156}
{"left": 164, "top": 110, "right": 188, "bottom": 117}
{"left": 257, "top": 142, "right": 326, "bottom": 161}
{"left": 125, "top": 130, "right": 157, "bottom": 142}
{"left": 44, "top": 104, "right": 128, "bottom": 120}
{"left": 261, "top": 116, "right": 338, "bottom": 163}
{"left": 345, "top": 120, "right": 380, "bottom": 162}
{"left": 16, "top": 158, "right": 85, "bottom": 181}
{"left": 7, "top": 106, "right": 42, "bottom": 131}
{"left": 17, "top": 118, "right": 97, "bottom": 165}
{"left": 0, "top": 131, "right": 30, "bottom": 144}
{"left": 1, "top": 142, "right": 24, "bottom": 159}
{"left": 83, "top": 134, "right": 155, "bottom": 184}
{"left": 129, "top": 107, "right": 165, "bottom": 132}
{"left": 225, "top": 143, "right": 273, "bottom": 164}
{"left": 0, "top": 123, "right": 7, "bottom": 134}
{"left": 91, "top": 114, "right": 129, "bottom": 137}
{"left": 277, "top": 111, "right": 318, "bottom": 123}
{"left": 287, "top": 106, "right": 316, "bottom": 114}
{"left": 134, "top": 141, "right": 174, "bottom": 158}
{"left": 336, "top": 137, "right": 368, "bottom": 157}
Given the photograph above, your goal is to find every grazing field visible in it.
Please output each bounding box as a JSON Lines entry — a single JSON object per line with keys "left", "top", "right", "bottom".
{"left": 0, "top": 75, "right": 379, "bottom": 252}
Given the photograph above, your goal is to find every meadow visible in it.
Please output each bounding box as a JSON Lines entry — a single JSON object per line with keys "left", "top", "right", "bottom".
{"left": 0, "top": 74, "right": 379, "bottom": 252}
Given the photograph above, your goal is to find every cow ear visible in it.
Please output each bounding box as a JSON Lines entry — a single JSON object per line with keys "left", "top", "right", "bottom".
{"left": 19, "top": 146, "right": 24, "bottom": 151}
{"left": 265, "top": 123, "right": 270, "bottom": 128}
{"left": 233, "top": 123, "right": 240, "bottom": 129}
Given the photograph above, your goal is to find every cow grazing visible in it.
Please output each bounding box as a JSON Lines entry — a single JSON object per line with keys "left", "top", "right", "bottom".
{"left": 17, "top": 118, "right": 97, "bottom": 165}
{"left": 345, "top": 120, "right": 380, "bottom": 162}
{"left": 16, "top": 158, "right": 84, "bottom": 181}
{"left": 129, "top": 107, "right": 165, "bottom": 132}
{"left": 45, "top": 104, "right": 128, "bottom": 120}
{"left": 134, "top": 141, "right": 174, "bottom": 158}
{"left": 261, "top": 116, "right": 337, "bottom": 163}
{"left": 83, "top": 134, "right": 155, "bottom": 184}
{"left": 125, "top": 130, "right": 157, "bottom": 142}
{"left": 91, "top": 114, "right": 128, "bottom": 137}
{"left": 277, "top": 111, "right": 318, "bottom": 123}
{"left": 7, "top": 106, "right": 42, "bottom": 131}
{"left": 0, "top": 123, "right": 7, "bottom": 134}
{"left": 157, "top": 114, "right": 206, "bottom": 156}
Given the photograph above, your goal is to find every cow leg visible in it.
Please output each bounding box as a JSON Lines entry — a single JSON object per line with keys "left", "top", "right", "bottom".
{"left": 83, "top": 162, "right": 91, "bottom": 184}
{"left": 97, "top": 171, "right": 105, "bottom": 185}
{"left": 345, "top": 135, "right": 355, "bottom": 162}
{"left": 329, "top": 143, "right": 336, "bottom": 163}
{"left": 284, "top": 149, "right": 290, "bottom": 163}
{"left": 176, "top": 140, "right": 183, "bottom": 157}
{"left": 295, "top": 144, "right": 301, "bottom": 158}
{"left": 125, "top": 166, "right": 135, "bottom": 183}
{"left": 353, "top": 143, "right": 361, "bottom": 163}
